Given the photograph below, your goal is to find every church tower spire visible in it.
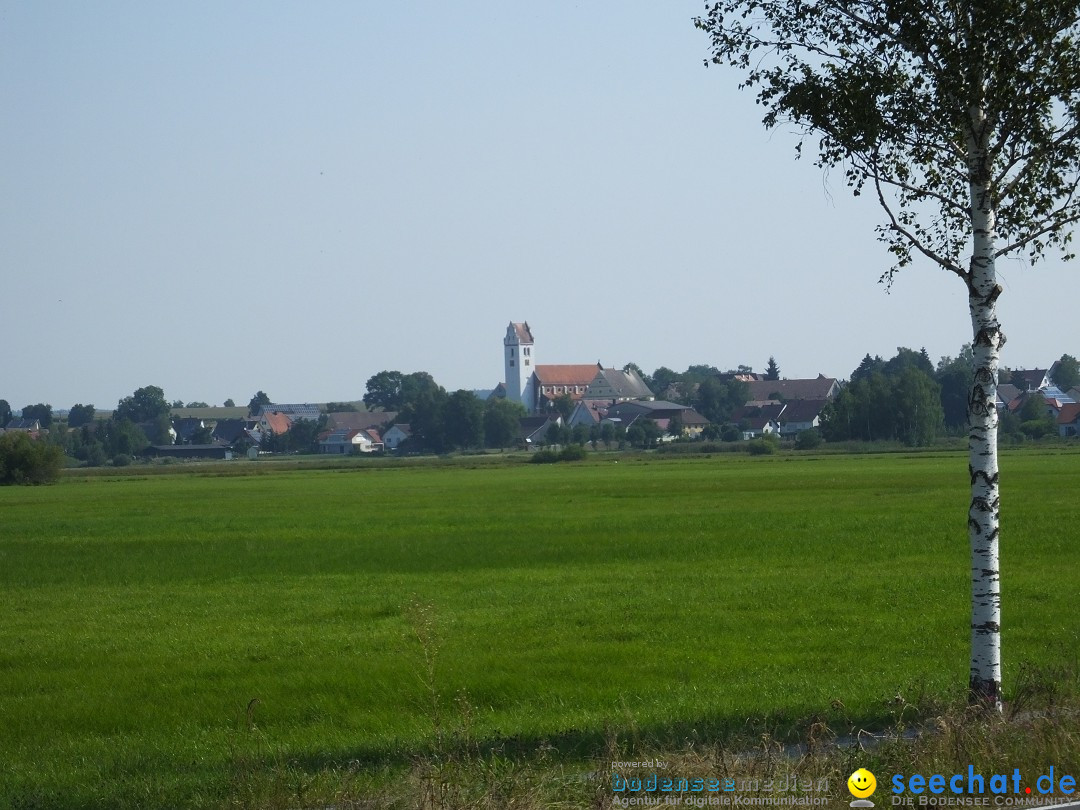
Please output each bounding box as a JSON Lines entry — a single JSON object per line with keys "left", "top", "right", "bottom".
{"left": 504, "top": 321, "right": 535, "bottom": 411}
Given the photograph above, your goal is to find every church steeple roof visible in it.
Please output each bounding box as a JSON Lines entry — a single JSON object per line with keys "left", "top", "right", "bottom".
{"left": 508, "top": 321, "right": 533, "bottom": 344}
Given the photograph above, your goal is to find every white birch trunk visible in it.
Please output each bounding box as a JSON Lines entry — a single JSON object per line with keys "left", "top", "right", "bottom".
{"left": 966, "top": 106, "right": 1003, "bottom": 709}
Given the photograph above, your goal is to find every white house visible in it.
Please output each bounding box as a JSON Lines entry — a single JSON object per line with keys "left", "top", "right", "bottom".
{"left": 777, "top": 399, "right": 830, "bottom": 437}
{"left": 319, "top": 429, "right": 383, "bottom": 454}
{"left": 383, "top": 424, "right": 411, "bottom": 451}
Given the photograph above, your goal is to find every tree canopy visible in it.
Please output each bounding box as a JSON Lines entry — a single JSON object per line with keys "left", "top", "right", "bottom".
{"left": 935, "top": 344, "right": 977, "bottom": 431}
{"left": 247, "top": 391, "right": 271, "bottom": 415}
{"left": 19, "top": 403, "right": 53, "bottom": 428}
{"left": 1052, "top": 353, "right": 1080, "bottom": 390}
{"left": 764, "top": 357, "right": 780, "bottom": 381}
{"left": 116, "top": 386, "right": 170, "bottom": 424}
{"left": 698, "top": 0, "right": 1080, "bottom": 280}
{"left": 68, "top": 404, "right": 96, "bottom": 428}
{"left": 0, "top": 431, "right": 64, "bottom": 485}
{"left": 484, "top": 398, "right": 526, "bottom": 450}
{"left": 363, "top": 371, "right": 441, "bottom": 413}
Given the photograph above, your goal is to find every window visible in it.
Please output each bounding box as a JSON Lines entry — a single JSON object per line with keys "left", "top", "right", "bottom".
{"left": 510, "top": 359, "right": 515, "bottom": 367}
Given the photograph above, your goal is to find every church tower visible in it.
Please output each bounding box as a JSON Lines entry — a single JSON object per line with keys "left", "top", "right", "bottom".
{"left": 504, "top": 322, "right": 535, "bottom": 411}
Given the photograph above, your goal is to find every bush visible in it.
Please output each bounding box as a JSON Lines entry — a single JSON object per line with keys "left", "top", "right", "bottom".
{"left": 558, "top": 444, "right": 588, "bottom": 462}
{"left": 529, "top": 450, "right": 559, "bottom": 464}
{"left": 747, "top": 438, "right": 777, "bottom": 455}
{"left": 795, "top": 428, "right": 822, "bottom": 450}
{"left": 0, "top": 432, "right": 64, "bottom": 485}
{"left": 112, "top": 454, "right": 132, "bottom": 467}
{"left": 84, "top": 444, "right": 107, "bottom": 467}
{"left": 720, "top": 424, "right": 742, "bottom": 442}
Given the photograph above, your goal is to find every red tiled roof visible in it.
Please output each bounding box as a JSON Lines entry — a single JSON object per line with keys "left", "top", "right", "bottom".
{"left": 262, "top": 411, "right": 292, "bottom": 434}
{"left": 534, "top": 364, "right": 600, "bottom": 386}
{"left": 1058, "top": 403, "right": 1080, "bottom": 424}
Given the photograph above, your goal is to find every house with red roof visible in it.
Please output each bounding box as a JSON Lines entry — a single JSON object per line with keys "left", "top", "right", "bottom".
{"left": 1058, "top": 403, "right": 1080, "bottom": 438}
{"left": 258, "top": 410, "right": 292, "bottom": 437}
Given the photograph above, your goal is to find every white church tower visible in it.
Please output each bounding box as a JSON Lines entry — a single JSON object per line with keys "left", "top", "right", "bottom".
{"left": 504, "top": 321, "right": 535, "bottom": 410}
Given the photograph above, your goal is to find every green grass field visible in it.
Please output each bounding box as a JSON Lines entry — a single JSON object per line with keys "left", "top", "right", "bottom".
{"left": 1, "top": 450, "right": 1077, "bottom": 808}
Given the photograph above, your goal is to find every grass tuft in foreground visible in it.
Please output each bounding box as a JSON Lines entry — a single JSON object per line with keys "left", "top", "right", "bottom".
{"left": 215, "top": 660, "right": 1080, "bottom": 808}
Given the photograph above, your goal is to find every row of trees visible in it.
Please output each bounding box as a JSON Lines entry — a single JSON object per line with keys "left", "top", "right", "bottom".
{"left": 822, "top": 350, "right": 945, "bottom": 446}
{"left": 360, "top": 371, "right": 529, "bottom": 453}
{"left": 818, "top": 347, "right": 1078, "bottom": 446}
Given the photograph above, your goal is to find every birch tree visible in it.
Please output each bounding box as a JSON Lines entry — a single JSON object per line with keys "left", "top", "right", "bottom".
{"left": 696, "top": 0, "right": 1080, "bottom": 707}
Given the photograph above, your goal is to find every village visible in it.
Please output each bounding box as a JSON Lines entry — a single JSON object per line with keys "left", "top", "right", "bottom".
{"left": 4, "top": 322, "right": 1076, "bottom": 464}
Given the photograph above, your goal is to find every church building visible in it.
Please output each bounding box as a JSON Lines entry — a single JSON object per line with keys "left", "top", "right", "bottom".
{"left": 502, "top": 321, "right": 652, "bottom": 414}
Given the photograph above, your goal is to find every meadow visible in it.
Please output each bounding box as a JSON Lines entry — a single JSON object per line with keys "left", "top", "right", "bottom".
{"left": 0, "top": 449, "right": 1077, "bottom": 808}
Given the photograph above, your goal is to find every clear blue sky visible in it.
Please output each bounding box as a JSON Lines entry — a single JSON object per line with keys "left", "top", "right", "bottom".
{"left": 1, "top": 1, "right": 1073, "bottom": 410}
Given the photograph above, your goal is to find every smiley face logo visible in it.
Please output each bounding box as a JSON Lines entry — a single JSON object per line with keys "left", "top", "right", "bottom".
{"left": 847, "top": 768, "right": 877, "bottom": 799}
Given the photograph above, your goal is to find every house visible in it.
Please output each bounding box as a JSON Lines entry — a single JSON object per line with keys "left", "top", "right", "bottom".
{"left": 778, "top": 399, "right": 830, "bottom": 436}
{"left": 258, "top": 403, "right": 321, "bottom": 422}
{"left": 995, "top": 384, "right": 1022, "bottom": 410}
{"left": 172, "top": 417, "right": 210, "bottom": 444}
{"left": 4, "top": 418, "right": 41, "bottom": 433}
{"left": 383, "top": 424, "right": 411, "bottom": 451}
{"left": 745, "top": 375, "right": 840, "bottom": 402}
{"left": 733, "top": 403, "right": 786, "bottom": 439}
{"left": 318, "top": 428, "right": 383, "bottom": 454}
{"left": 211, "top": 418, "right": 259, "bottom": 447}
{"left": 1058, "top": 403, "right": 1080, "bottom": 438}
{"left": 1010, "top": 388, "right": 1073, "bottom": 419}
{"left": 567, "top": 400, "right": 606, "bottom": 429}
{"left": 1010, "top": 368, "right": 1051, "bottom": 392}
{"left": 605, "top": 400, "right": 696, "bottom": 421}
{"left": 582, "top": 367, "right": 653, "bottom": 402}
{"left": 325, "top": 411, "right": 398, "bottom": 432}
{"left": 603, "top": 400, "right": 709, "bottom": 436}
{"left": 518, "top": 415, "right": 561, "bottom": 447}
{"left": 1042, "top": 385, "right": 1076, "bottom": 404}
{"left": 258, "top": 410, "right": 292, "bottom": 436}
